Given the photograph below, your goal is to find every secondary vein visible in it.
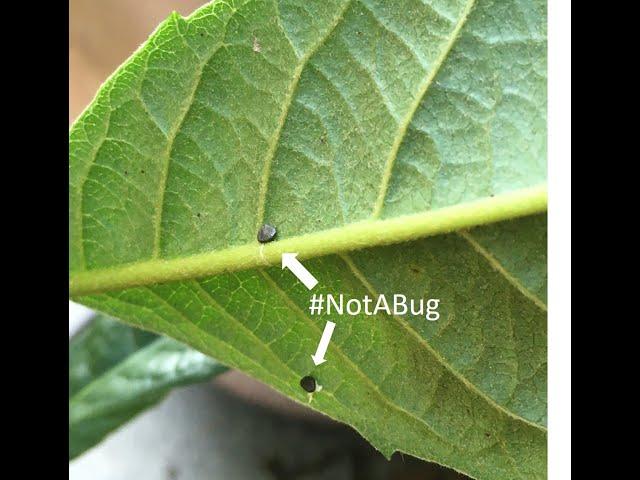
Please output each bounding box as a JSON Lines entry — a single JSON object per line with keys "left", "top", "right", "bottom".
{"left": 338, "top": 252, "right": 547, "bottom": 433}
{"left": 371, "top": 0, "right": 477, "bottom": 218}
{"left": 457, "top": 230, "right": 547, "bottom": 312}
{"left": 151, "top": 27, "right": 225, "bottom": 258}
{"left": 258, "top": 269, "right": 454, "bottom": 446}
{"left": 254, "top": 0, "right": 354, "bottom": 230}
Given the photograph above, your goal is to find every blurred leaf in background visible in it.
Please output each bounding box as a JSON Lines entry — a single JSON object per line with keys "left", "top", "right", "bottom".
{"left": 69, "top": 313, "right": 227, "bottom": 459}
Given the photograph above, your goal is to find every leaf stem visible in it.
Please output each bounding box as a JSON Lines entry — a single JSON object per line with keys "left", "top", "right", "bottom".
{"left": 70, "top": 184, "right": 547, "bottom": 297}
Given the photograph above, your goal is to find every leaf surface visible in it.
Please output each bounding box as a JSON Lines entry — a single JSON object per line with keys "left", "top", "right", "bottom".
{"left": 69, "top": 313, "right": 226, "bottom": 459}
{"left": 69, "top": 1, "right": 547, "bottom": 478}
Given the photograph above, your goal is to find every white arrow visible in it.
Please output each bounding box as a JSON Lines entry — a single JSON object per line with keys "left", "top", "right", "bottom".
{"left": 311, "top": 321, "right": 335, "bottom": 366}
{"left": 281, "top": 253, "right": 318, "bottom": 290}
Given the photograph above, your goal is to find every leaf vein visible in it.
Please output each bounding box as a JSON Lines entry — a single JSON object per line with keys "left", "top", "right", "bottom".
{"left": 254, "top": 0, "right": 354, "bottom": 230}
{"left": 457, "top": 230, "right": 547, "bottom": 312}
{"left": 371, "top": 0, "right": 477, "bottom": 218}
{"left": 338, "top": 252, "right": 547, "bottom": 432}
{"left": 258, "top": 268, "right": 456, "bottom": 447}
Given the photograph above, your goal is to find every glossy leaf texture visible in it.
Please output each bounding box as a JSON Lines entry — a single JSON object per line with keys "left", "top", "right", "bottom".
{"left": 69, "top": 313, "right": 226, "bottom": 460}
{"left": 69, "top": 0, "right": 547, "bottom": 478}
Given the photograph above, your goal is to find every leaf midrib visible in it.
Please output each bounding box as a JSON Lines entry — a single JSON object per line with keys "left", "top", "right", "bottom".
{"left": 70, "top": 184, "right": 547, "bottom": 296}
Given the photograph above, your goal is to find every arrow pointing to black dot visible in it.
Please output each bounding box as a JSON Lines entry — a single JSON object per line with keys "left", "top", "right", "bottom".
{"left": 281, "top": 253, "right": 318, "bottom": 290}
{"left": 311, "top": 321, "right": 335, "bottom": 366}
{"left": 281, "top": 253, "right": 331, "bottom": 367}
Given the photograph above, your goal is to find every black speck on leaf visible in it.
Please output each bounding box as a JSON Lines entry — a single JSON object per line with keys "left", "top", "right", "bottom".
{"left": 300, "top": 375, "right": 317, "bottom": 393}
{"left": 257, "top": 224, "right": 277, "bottom": 243}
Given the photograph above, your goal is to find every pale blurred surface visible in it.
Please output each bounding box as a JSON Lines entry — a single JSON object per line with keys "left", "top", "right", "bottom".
{"left": 69, "top": 383, "right": 463, "bottom": 480}
{"left": 69, "top": 383, "right": 365, "bottom": 480}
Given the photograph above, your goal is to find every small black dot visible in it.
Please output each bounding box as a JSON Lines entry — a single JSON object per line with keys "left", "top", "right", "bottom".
{"left": 300, "top": 375, "right": 316, "bottom": 393}
{"left": 140, "top": 169, "right": 145, "bottom": 174}
{"left": 257, "top": 223, "right": 277, "bottom": 243}
{"left": 124, "top": 170, "right": 128, "bottom": 175}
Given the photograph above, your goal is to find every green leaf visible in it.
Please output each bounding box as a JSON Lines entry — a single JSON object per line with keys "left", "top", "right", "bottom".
{"left": 69, "top": 0, "right": 547, "bottom": 478}
{"left": 69, "top": 313, "right": 227, "bottom": 460}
